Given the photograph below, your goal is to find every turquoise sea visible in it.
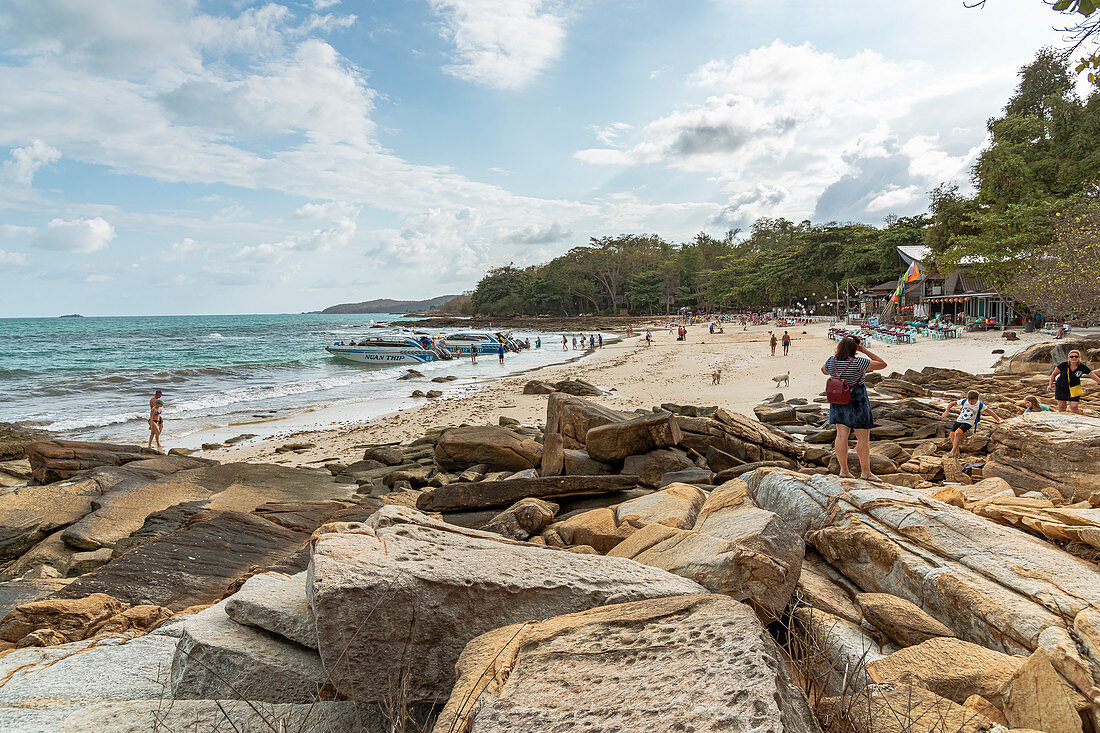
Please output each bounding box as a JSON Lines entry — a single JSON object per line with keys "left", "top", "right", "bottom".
{"left": 0, "top": 314, "right": 574, "bottom": 447}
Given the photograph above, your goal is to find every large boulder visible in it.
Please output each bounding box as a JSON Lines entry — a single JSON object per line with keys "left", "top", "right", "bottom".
{"left": 585, "top": 413, "right": 682, "bottom": 462}
{"left": 60, "top": 462, "right": 351, "bottom": 551}
{"left": 997, "top": 339, "right": 1100, "bottom": 374}
{"left": 433, "top": 594, "right": 820, "bottom": 733}
{"left": 614, "top": 482, "right": 706, "bottom": 529}
{"left": 692, "top": 479, "right": 804, "bottom": 619}
{"left": 621, "top": 448, "right": 694, "bottom": 486}
{"left": 865, "top": 637, "right": 1025, "bottom": 705}
{"left": 434, "top": 426, "right": 542, "bottom": 472}
{"left": 480, "top": 498, "right": 558, "bottom": 540}
{"left": 745, "top": 468, "right": 1100, "bottom": 656}
{"left": 224, "top": 571, "right": 317, "bottom": 649}
{"left": 0, "top": 592, "right": 127, "bottom": 646}
{"left": 307, "top": 506, "right": 705, "bottom": 704}
{"left": 607, "top": 523, "right": 793, "bottom": 616}
{"left": 24, "top": 439, "right": 162, "bottom": 484}
{"left": 986, "top": 413, "right": 1100, "bottom": 501}
{"left": 544, "top": 393, "right": 629, "bottom": 449}
{"left": 416, "top": 474, "right": 638, "bottom": 511}
{"left": 675, "top": 412, "right": 802, "bottom": 466}
{"left": 0, "top": 631, "right": 180, "bottom": 729}
{"left": 53, "top": 510, "right": 316, "bottom": 610}
{"left": 0, "top": 423, "right": 51, "bottom": 461}
{"left": 170, "top": 601, "right": 326, "bottom": 703}
{"left": 0, "top": 475, "right": 107, "bottom": 561}
{"left": 855, "top": 592, "right": 956, "bottom": 647}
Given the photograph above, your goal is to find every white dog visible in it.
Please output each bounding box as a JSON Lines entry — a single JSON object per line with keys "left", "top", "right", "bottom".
{"left": 772, "top": 371, "right": 790, "bottom": 388}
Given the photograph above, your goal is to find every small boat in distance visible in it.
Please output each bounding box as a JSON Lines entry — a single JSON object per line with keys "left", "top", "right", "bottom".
{"left": 442, "top": 330, "right": 522, "bottom": 356}
{"left": 326, "top": 333, "right": 453, "bottom": 364}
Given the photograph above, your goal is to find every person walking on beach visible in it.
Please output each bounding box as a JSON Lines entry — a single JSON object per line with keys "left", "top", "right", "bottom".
{"left": 562, "top": 335, "right": 568, "bottom": 351}
{"left": 1048, "top": 349, "right": 1100, "bottom": 413}
{"left": 147, "top": 396, "right": 164, "bottom": 453}
{"left": 941, "top": 390, "right": 1003, "bottom": 458}
{"left": 782, "top": 331, "right": 791, "bottom": 356}
{"left": 769, "top": 332, "right": 778, "bottom": 356}
{"left": 822, "top": 336, "right": 886, "bottom": 480}
{"left": 597, "top": 334, "right": 603, "bottom": 348}
{"left": 572, "top": 336, "right": 578, "bottom": 350}
{"left": 645, "top": 330, "right": 652, "bottom": 346}
{"left": 498, "top": 343, "right": 505, "bottom": 364}
{"left": 589, "top": 335, "right": 595, "bottom": 348}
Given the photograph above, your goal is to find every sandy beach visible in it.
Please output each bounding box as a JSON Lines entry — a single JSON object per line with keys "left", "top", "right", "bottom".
{"left": 213, "top": 321, "right": 1046, "bottom": 467}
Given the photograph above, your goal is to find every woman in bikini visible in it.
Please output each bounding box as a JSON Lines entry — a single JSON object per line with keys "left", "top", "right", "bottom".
{"left": 148, "top": 397, "right": 164, "bottom": 453}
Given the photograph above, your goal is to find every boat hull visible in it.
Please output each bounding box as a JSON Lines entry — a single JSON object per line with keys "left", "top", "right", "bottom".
{"left": 326, "top": 347, "right": 437, "bottom": 364}
{"left": 443, "top": 343, "right": 506, "bottom": 356}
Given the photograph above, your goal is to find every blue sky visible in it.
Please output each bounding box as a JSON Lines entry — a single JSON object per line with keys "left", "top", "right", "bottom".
{"left": 0, "top": 0, "right": 1080, "bottom": 316}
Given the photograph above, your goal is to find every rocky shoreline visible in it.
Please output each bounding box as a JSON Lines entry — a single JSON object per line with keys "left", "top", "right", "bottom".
{"left": 0, "top": 340, "right": 1097, "bottom": 731}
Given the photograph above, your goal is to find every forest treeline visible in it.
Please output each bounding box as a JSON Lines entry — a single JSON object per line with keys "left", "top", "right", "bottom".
{"left": 462, "top": 50, "right": 1100, "bottom": 319}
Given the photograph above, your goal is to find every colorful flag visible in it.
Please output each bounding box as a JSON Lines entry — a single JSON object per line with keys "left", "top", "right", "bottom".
{"left": 902, "top": 261, "right": 922, "bottom": 283}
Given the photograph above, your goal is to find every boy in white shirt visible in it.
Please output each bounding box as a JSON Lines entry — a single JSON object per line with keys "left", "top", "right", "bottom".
{"left": 941, "top": 390, "right": 1004, "bottom": 458}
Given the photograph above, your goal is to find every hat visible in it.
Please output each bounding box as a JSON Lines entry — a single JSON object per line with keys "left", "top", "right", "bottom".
{"left": 155, "top": 390, "right": 163, "bottom": 396}
{"left": 155, "top": 398, "right": 164, "bottom": 405}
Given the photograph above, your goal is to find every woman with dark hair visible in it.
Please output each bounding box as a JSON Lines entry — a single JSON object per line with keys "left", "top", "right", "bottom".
{"left": 821, "top": 336, "right": 887, "bottom": 480}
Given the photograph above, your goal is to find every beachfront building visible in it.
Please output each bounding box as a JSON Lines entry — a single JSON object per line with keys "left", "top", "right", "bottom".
{"left": 892, "top": 245, "right": 1017, "bottom": 328}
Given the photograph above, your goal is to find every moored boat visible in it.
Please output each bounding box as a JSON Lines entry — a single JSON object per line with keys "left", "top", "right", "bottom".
{"left": 441, "top": 330, "right": 522, "bottom": 356}
{"left": 326, "top": 333, "right": 453, "bottom": 364}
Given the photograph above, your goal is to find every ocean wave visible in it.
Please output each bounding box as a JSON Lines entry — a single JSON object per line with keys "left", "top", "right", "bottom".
{"left": 40, "top": 361, "right": 424, "bottom": 431}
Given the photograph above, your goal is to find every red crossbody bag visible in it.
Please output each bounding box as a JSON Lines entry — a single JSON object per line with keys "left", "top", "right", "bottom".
{"left": 826, "top": 358, "right": 858, "bottom": 405}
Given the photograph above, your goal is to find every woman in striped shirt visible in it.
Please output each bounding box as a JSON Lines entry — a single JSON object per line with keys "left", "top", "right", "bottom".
{"left": 821, "top": 335, "right": 887, "bottom": 480}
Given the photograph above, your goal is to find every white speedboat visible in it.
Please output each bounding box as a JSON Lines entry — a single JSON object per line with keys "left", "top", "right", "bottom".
{"left": 326, "top": 333, "right": 453, "bottom": 364}
{"left": 442, "top": 330, "right": 522, "bottom": 356}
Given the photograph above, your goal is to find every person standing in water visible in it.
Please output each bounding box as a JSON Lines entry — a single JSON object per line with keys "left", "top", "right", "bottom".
{"left": 498, "top": 343, "right": 505, "bottom": 364}
{"left": 148, "top": 395, "right": 164, "bottom": 453}
{"left": 562, "top": 334, "right": 568, "bottom": 351}
{"left": 470, "top": 346, "right": 477, "bottom": 364}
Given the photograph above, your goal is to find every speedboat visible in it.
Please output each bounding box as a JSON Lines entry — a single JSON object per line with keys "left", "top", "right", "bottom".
{"left": 442, "top": 330, "right": 522, "bottom": 356}
{"left": 326, "top": 333, "right": 453, "bottom": 364}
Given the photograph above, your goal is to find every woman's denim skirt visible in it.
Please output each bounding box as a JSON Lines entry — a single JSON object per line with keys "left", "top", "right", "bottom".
{"left": 829, "top": 383, "right": 874, "bottom": 430}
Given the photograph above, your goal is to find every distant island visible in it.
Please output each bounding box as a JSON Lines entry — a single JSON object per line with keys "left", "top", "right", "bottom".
{"left": 318, "top": 295, "right": 457, "bottom": 314}
{"left": 58, "top": 314, "right": 84, "bottom": 318}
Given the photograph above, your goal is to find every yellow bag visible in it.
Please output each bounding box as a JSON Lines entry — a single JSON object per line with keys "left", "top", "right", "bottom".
{"left": 1070, "top": 383, "right": 1085, "bottom": 398}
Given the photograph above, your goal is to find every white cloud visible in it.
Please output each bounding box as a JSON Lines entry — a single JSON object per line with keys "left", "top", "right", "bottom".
{"left": 709, "top": 184, "right": 790, "bottom": 228}
{"left": 591, "top": 122, "right": 633, "bottom": 147}
{"left": 292, "top": 201, "right": 360, "bottom": 220}
{"left": 34, "top": 217, "right": 115, "bottom": 252}
{"left": 162, "top": 237, "right": 200, "bottom": 261}
{"left": 577, "top": 40, "right": 1012, "bottom": 223}
{"left": 0, "top": 224, "right": 35, "bottom": 237}
{"left": 495, "top": 221, "right": 570, "bottom": 245}
{"left": 428, "top": 0, "right": 569, "bottom": 90}
{"left": 235, "top": 215, "right": 358, "bottom": 263}
{"left": 313, "top": 0, "right": 342, "bottom": 8}
{"left": 0, "top": 249, "right": 26, "bottom": 267}
{"left": 865, "top": 185, "right": 923, "bottom": 212}
{"left": 688, "top": 41, "right": 921, "bottom": 102}
{"left": 3, "top": 140, "right": 61, "bottom": 185}
{"left": 370, "top": 207, "right": 491, "bottom": 278}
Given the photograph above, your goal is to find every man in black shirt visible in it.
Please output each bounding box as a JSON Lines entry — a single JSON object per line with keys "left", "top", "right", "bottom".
{"left": 1047, "top": 349, "right": 1100, "bottom": 413}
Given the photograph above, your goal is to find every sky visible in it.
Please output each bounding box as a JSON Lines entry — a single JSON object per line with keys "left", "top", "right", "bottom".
{"left": 0, "top": 0, "right": 1083, "bottom": 316}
